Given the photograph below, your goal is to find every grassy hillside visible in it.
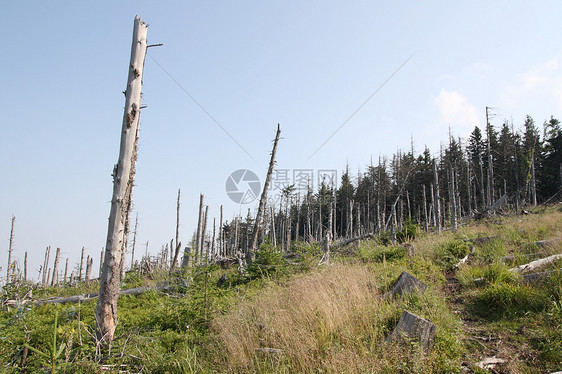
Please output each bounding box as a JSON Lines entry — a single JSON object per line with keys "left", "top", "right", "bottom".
{"left": 1, "top": 206, "right": 561, "bottom": 373}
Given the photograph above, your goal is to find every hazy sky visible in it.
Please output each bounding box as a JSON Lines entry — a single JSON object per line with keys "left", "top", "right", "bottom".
{"left": 1, "top": 1, "right": 561, "bottom": 281}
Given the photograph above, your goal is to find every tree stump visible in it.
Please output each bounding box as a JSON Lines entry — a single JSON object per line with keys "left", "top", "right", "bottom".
{"left": 385, "top": 271, "right": 427, "bottom": 299}
{"left": 386, "top": 310, "right": 437, "bottom": 350}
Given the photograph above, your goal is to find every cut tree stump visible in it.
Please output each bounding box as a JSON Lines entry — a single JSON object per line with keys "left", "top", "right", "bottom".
{"left": 384, "top": 271, "right": 427, "bottom": 299}
{"left": 386, "top": 310, "right": 437, "bottom": 350}
{"left": 509, "top": 253, "right": 562, "bottom": 274}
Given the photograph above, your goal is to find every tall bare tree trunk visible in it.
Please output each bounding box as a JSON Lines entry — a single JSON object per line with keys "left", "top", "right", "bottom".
{"left": 79, "top": 247, "right": 85, "bottom": 282}
{"left": 131, "top": 213, "right": 138, "bottom": 270}
{"left": 51, "top": 248, "right": 61, "bottom": 287}
{"left": 201, "top": 206, "right": 209, "bottom": 263}
{"left": 433, "top": 162, "right": 441, "bottom": 234}
{"left": 449, "top": 164, "right": 457, "bottom": 233}
{"left": 97, "top": 16, "right": 148, "bottom": 343}
{"left": 422, "top": 185, "right": 428, "bottom": 232}
{"left": 171, "top": 189, "right": 182, "bottom": 271}
{"left": 24, "top": 251, "right": 27, "bottom": 282}
{"left": 64, "top": 258, "right": 69, "bottom": 284}
{"left": 42, "top": 246, "right": 50, "bottom": 286}
{"left": 250, "top": 124, "right": 281, "bottom": 257}
{"left": 85, "top": 256, "right": 92, "bottom": 282}
{"left": 219, "top": 205, "right": 224, "bottom": 256}
{"left": 195, "top": 194, "right": 205, "bottom": 264}
{"left": 6, "top": 216, "right": 15, "bottom": 284}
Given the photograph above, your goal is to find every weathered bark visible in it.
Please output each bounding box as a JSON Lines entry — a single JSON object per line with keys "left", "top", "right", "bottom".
{"left": 131, "top": 213, "right": 138, "bottom": 269}
{"left": 51, "top": 247, "right": 61, "bottom": 287}
{"left": 385, "top": 271, "right": 427, "bottom": 298}
{"left": 386, "top": 310, "right": 437, "bottom": 350}
{"left": 195, "top": 194, "right": 205, "bottom": 264}
{"left": 422, "top": 185, "right": 428, "bottom": 232}
{"left": 433, "top": 162, "right": 441, "bottom": 234}
{"left": 64, "top": 258, "right": 69, "bottom": 283}
{"left": 449, "top": 164, "right": 457, "bottom": 232}
{"left": 390, "top": 204, "right": 397, "bottom": 244}
{"left": 85, "top": 257, "right": 93, "bottom": 282}
{"left": 201, "top": 206, "right": 209, "bottom": 262}
{"left": 96, "top": 16, "right": 148, "bottom": 343}
{"left": 79, "top": 247, "right": 85, "bottom": 282}
{"left": 171, "top": 189, "right": 182, "bottom": 271}
{"left": 37, "top": 282, "right": 170, "bottom": 305}
{"left": 42, "top": 246, "right": 50, "bottom": 286}
{"left": 521, "top": 268, "right": 562, "bottom": 283}
{"left": 510, "top": 253, "right": 562, "bottom": 274}
{"left": 6, "top": 216, "right": 15, "bottom": 283}
{"left": 219, "top": 205, "right": 224, "bottom": 256}
{"left": 250, "top": 124, "right": 281, "bottom": 256}
{"left": 23, "top": 251, "right": 27, "bottom": 282}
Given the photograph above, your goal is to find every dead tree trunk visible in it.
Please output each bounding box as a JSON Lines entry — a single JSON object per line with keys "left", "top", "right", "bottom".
{"left": 51, "top": 247, "right": 61, "bottom": 287}
{"left": 24, "top": 251, "right": 27, "bottom": 282}
{"left": 449, "top": 164, "right": 457, "bottom": 232}
{"left": 195, "top": 194, "right": 205, "bottom": 264}
{"left": 201, "top": 206, "right": 209, "bottom": 263}
{"left": 85, "top": 256, "right": 92, "bottom": 282}
{"left": 97, "top": 16, "right": 148, "bottom": 343}
{"left": 6, "top": 216, "right": 15, "bottom": 283}
{"left": 131, "top": 213, "right": 138, "bottom": 269}
{"left": 171, "top": 188, "right": 182, "bottom": 271}
{"left": 250, "top": 124, "right": 281, "bottom": 256}
{"left": 64, "top": 258, "right": 69, "bottom": 284}
{"left": 79, "top": 247, "right": 85, "bottom": 282}
{"left": 422, "top": 185, "right": 428, "bottom": 232}
{"left": 42, "top": 246, "right": 50, "bottom": 286}
{"left": 433, "top": 163, "right": 441, "bottom": 234}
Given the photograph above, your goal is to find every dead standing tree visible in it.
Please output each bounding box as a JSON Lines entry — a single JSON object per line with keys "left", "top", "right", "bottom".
{"left": 96, "top": 16, "right": 148, "bottom": 343}
{"left": 6, "top": 216, "right": 15, "bottom": 284}
{"left": 250, "top": 124, "right": 281, "bottom": 259}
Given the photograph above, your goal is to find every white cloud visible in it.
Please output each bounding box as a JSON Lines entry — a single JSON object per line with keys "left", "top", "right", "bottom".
{"left": 501, "top": 56, "right": 561, "bottom": 108}
{"left": 433, "top": 89, "right": 479, "bottom": 132}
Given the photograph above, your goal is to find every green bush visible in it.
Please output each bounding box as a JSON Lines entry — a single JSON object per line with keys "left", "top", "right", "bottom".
{"left": 471, "top": 282, "right": 548, "bottom": 319}
{"left": 358, "top": 244, "right": 406, "bottom": 263}
{"left": 434, "top": 240, "right": 471, "bottom": 270}
{"left": 396, "top": 218, "right": 420, "bottom": 243}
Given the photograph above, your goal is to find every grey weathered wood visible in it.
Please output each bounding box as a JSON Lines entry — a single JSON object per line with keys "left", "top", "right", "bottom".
{"left": 521, "top": 268, "right": 562, "bottom": 283}
{"left": 195, "top": 194, "right": 205, "bottom": 264}
{"left": 6, "top": 216, "right": 15, "bottom": 283}
{"left": 510, "top": 254, "right": 562, "bottom": 274}
{"left": 250, "top": 124, "right": 281, "bottom": 258}
{"left": 386, "top": 310, "right": 437, "bottom": 350}
{"left": 79, "top": 247, "right": 85, "bottom": 282}
{"left": 51, "top": 247, "right": 61, "bottom": 286}
{"left": 23, "top": 251, "right": 27, "bottom": 282}
{"left": 42, "top": 246, "right": 50, "bottom": 286}
{"left": 433, "top": 163, "right": 441, "bottom": 234}
{"left": 36, "top": 282, "right": 170, "bottom": 305}
{"left": 97, "top": 16, "right": 148, "bottom": 343}
{"left": 386, "top": 271, "right": 427, "bottom": 298}
{"left": 170, "top": 189, "right": 182, "bottom": 271}
{"left": 475, "top": 356, "right": 507, "bottom": 369}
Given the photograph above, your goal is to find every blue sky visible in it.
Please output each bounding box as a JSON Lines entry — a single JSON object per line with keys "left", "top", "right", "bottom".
{"left": 1, "top": 1, "right": 561, "bottom": 281}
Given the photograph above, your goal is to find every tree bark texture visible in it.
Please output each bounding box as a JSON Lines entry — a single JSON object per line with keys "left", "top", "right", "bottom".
{"left": 96, "top": 16, "right": 148, "bottom": 343}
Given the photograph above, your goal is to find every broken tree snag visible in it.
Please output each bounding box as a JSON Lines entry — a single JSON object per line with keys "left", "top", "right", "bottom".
{"left": 509, "top": 253, "right": 562, "bottom": 274}
{"left": 384, "top": 271, "right": 427, "bottom": 299}
{"left": 385, "top": 310, "right": 437, "bottom": 350}
{"left": 250, "top": 124, "right": 281, "bottom": 258}
{"left": 96, "top": 16, "right": 148, "bottom": 344}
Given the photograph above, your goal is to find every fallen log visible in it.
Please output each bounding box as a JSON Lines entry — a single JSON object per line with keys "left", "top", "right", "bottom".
{"left": 509, "top": 253, "right": 562, "bottom": 274}
{"left": 475, "top": 356, "right": 507, "bottom": 369}
{"left": 521, "top": 268, "right": 562, "bottom": 283}
{"left": 36, "top": 282, "right": 170, "bottom": 305}
{"left": 465, "top": 236, "right": 498, "bottom": 247}
{"left": 332, "top": 233, "right": 375, "bottom": 249}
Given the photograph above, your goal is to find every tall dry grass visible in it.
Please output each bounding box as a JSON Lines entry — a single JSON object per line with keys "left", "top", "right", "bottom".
{"left": 212, "top": 264, "right": 392, "bottom": 372}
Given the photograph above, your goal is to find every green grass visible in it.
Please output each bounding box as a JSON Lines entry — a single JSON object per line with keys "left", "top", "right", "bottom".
{"left": 1, "top": 207, "right": 562, "bottom": 373}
